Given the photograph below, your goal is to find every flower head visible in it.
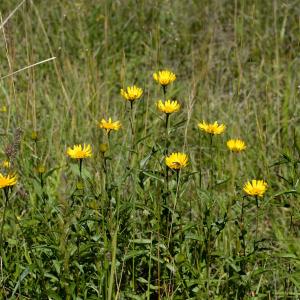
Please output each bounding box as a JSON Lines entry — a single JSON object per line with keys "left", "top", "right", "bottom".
{"left": 227, "top": 139, "right": 246, "bottom": 152}
{"left": 99, "top": 118, "right": 121, "bottom": 134}
{"left": 198, "top": 121, "right": 226, "bottom": 135}
{"left": 37, "top": 165, "right": 46, "bottom": 174}
{"left": 243, "top": 180, "right": 268, "bottom": 197}
{"left": 153, "top": 70, "right": 176, "bottom": 86}
{"left": 165, "top": 152, "right": 188, "bottom": 170}
{"left": 0, "top": 105, "right": 7, "bottom": 113}
{"left": 156, "top": 100, "right": 180, "bottom": 114}
{"left": 0, "top": 173, "right": 17, "bottom": 189}
{"left": 31, "top": 131, "right": 38, "bottom": 141}
{"left": 67, "top": 144, "right": 92, "bottom": 159}
{"left": 120, "top": 85, "right": 143, "bottom": 101}
{"left": 2, "top": 160, "right": 10, "bottom": 169}
{"left": 99, "top": 143, "right": 109, "bottom": 153}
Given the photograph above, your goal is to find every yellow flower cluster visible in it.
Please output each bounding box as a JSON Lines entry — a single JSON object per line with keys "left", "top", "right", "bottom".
{"left": 62, "top": 68, "right": 268, "bottom": 200}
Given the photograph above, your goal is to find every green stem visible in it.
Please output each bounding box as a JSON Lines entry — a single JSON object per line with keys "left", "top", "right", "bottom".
{"left": 108, "top": 228, "right": 118, "bottom": 300}
{"left": 176, "top": 170, "right": 180, "bottom": 194}
{"left": 40, "top": 173, "right": 44, "bottom": 189}
{"left": 165, "top": 113, "right": 170, "bottom": 193}
{"left": 189, "top": 196, "right": 192, "bottom": 222}
{"left": 289, "top": 211, "right": 293, "bottom": 232}
{"left": 240, "top": 196, "right": 246, "bottom": 258}
{"left": 209, "top": 134, "right": 214, "bottom": 189}
{"left": 0, "top": 188, "right": 10, "bottom": 253}
{"left": 107, "top": 131, "right": 111, "bottom": 145}
{"left": 128, "top": 101, "right": 135, "bottom": 167}
{"left": 165, "top": 113, "right": 170, "bottom": 130}
{"left": 206, "top": 231, "right": 211, "bottom": 298}
{"left": 106, "top": 134, "right": 112, "bottom": 199}
{"left": 165, "top": 113, "right": 170, "bottom": 154}
{"left": 162, "top": 85, "right": 167, "bottom": 99}
{"left": 168, "top": 170, "right": 180, "bottom": 246}
{"left": 255, "top": 196, "right": 259, "bottom": 242}
{"left": 230, "top": 152, "right": 236, "bottom": 192}
{"left": 129, "top": 101, "right": 134, "bottom": 138}
{"left": 79, "top": 158, "right": 83, "bottom": 177}
{"left": 235, "top": 196, "right": 247, "bottom": 275}
{"left": 102, "top": 154, "right": 107, "bottom": 174}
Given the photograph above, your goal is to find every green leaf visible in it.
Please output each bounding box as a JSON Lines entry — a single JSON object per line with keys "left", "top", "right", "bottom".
{"left": 273, "top": 189, "right": 299, "bottom": 197}
{"left": 53, "top": 259, "right": 61, "bottom": 275}
{"left": 135, "top": 134, "right": 152, "bottom": 145}
{"left": 166, "top": 263, "right": 176, "bottom": 273}
{"left": 124, "top": 250, "right": 148, "bottom": 260}
{"left": 44, "top": 272, "right": 60, "bottom": 282}
{"left": 11, "top": 267, "right": 30, "bottom": 297}
{"left": 141, "top": 171, "right": 164, "bottom": 183}
{"left": 139, "top": 148, "right": 157, "bottom": 168}
{"left": 131, "top": 239, "right": 153, "bottom": 244}
{"left": 43, "top": 166, "right": 61, "bottom": 179}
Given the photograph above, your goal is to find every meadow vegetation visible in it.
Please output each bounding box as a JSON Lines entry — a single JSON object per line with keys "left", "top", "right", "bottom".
{"left": 0, "top": 0, "right": 299, "bottom": 299}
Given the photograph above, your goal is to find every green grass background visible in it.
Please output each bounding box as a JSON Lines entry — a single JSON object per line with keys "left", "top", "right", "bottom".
{"left": 0, "top": 0, "right": 299, "bottom": 299}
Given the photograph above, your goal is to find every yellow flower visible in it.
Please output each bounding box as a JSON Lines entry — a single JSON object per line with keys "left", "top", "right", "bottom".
{"left": 99, "top": 143, "right": 109, "bottom": 153}
{"left": 165, "top": 152, "right": 188, "bottom": 170}
{"left": 67, "top": 144, "right": 92, "bottom": 159}
{"left": 198, "top": 121, "right": 226, "bottom": 135}
{"left": 227, "top": 139, "right": 246, "bottom": 152}
{"left": 99, "top": 118, "right": 121, "bottom": 134}
{"left": 2, "top": 160, "right": 10, "bottom": 169}
{"left": 153, "top": 70, "right": 176, "bottom": 86}
{"left": 120, "top": 85, "right": 143, "bottom": 101}
{"left": 243, "top": 180, "right": 268, "bottom": 197}
{"left": 31, "top": 131, "right": 38, "bottom": 141}
{"left": 37, "top": 165, "right": 46, "bottom": 174}
{"left": 156, "top": 100, "right": 180, "bottom": 114}
{"left": 76, "top": 180, "right": 85, "bottom": 190}
{"left": 0, "top": 173, "right": 17, "bottom": 189}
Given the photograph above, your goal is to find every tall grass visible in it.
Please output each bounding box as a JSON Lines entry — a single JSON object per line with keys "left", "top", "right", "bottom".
{"left": 0, "top": 0, "right": 299, "bottom": 298}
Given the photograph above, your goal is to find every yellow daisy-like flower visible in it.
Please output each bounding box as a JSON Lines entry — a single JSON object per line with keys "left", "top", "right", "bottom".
{"left": 198, "top": 121, "right": 226, "bottom": 135}
{"left": 2, "top": 160, "right": 10, "bottom": 169}
{"left": 153, "top": 70, "right": 176, "bottom": 86}
{"left": 156, "top": 100, "right": 180, "bottom": 114}
{"left": 227, "top": 139, "right": 246, "bottom": 152}
{"left": 0, "top": 173, "right": 17, "bottom": 189}
{"left": 99, "top": 118, "right": 121, "bottom": 134}
{"left": 120, "top": 85, "right": 143, "bottom": 101}
{"left": 67, "top": 144, "right": 92, "bottom": 159}
{"left": 165, "top": 152, "right": 188, "bottom": 170}
{"left": 243, "top": 180, "right": 268, "bottom": 197}
{"left": 37, "top": 165, "right": 46, "bottom": 174}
